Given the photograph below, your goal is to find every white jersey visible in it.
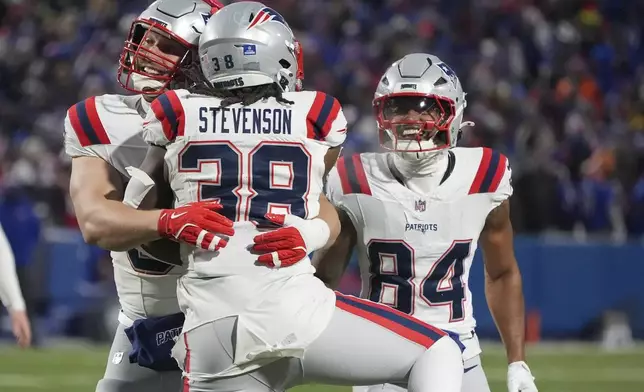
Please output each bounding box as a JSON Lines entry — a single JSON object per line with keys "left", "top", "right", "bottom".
{"left": 143, "top": 89, "right": 347, "bottom": 371}
{"left": 63, "top": 94, "right": 185, "bottom": 322}
{"left": 326, "top": 148, "right": 512, "bottom": 359}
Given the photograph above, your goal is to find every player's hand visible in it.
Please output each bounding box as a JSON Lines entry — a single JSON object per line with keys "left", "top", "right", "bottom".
{"left": 252, "top": 213, "right": 330, "bottom": 268}
{"left": 158, "top": 201, "right": 234, "bottom": 251}
{"left": 507, "top": 361, "right": 537, "bottom": 392}
{"left": 10, "top": 309, "right": 32, "bottom": 348}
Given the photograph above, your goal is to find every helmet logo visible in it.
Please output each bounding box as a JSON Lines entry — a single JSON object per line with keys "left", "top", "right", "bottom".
{"left": 436, "top": 62, "right": 457, "bottom": 87}
{"left": 247, "top": 7, "right": 287, "bottom": 29}
{"left": 201, "top": 13, "right": 211, "bottom": 25}
{"left": 234, "top": 44, "right": 257, "bottom": 56}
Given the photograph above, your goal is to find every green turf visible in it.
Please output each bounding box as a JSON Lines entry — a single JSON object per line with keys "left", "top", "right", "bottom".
{"left": 0, "top": 342, "right": 642, "bottom": 391}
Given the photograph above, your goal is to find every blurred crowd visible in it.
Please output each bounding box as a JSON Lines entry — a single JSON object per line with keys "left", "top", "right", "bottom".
{"left": 1, "top": 0, "right": 644, "bottom": 238}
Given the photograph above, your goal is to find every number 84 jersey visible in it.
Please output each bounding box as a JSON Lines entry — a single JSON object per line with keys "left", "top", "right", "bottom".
{"left": 326, "top": 148, "right": 512, "bottom": 338}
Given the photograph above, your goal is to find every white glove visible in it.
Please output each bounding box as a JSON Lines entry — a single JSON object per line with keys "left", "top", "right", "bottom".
{"left": 507, "top": 361, "right": 538, "bottom": 392}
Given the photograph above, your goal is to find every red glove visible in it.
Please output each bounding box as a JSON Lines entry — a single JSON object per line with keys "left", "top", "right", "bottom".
{"left": 204, "top": 0, "right": 224, "bottom": 9}
{"left": 158, "top": 201, "right": 234, "bottom": 251}
{"left": 252, "top": 213, "right": 330, "bottom": 268}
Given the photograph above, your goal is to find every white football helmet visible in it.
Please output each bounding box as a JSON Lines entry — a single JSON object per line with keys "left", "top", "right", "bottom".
{"left": 117, "top": 0, "right": 223, "bottom": 94}
{"left": 198, "top": 1, "right": 300, "bottom": 92}
{"left": 373, "top": 53, "right": 470, "bottom": 160}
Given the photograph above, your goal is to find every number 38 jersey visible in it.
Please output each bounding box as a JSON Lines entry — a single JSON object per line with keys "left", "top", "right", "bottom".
{"left": 326, "top": 148, "right": 511, "bottom": 353}
{"left": 63, "top": 94, "right": 186, "bottom": 322}
{"left": 143, "top": 88, "right": 347, "bottom": 277}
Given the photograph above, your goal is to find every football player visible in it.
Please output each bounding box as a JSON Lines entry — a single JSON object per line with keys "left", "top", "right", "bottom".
{"left": 0, "top": 222, "right": 31, "bottom": 348}
{"left": 314, "top": 53, "right": 539, "bottom": 392}
{"left": 127, "top": 3, "right": 465, "bottom": 391}
{"left": 63, "top": 1, "right": 231, "bottom": 392}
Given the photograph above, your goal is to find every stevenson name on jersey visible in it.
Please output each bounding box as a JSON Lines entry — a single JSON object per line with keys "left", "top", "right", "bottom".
{"left": 197, "top": 105, "right": 293, "bottom": 135}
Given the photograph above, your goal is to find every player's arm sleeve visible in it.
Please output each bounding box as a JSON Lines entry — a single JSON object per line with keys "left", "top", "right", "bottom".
{"left": 306, "top": 92, "right": 347, "bottom": 148}
{"left": 144, "top": 90, "right": 186, "bottom": 147}
{"left": 469, "top": 148, "right": 513, "bottom": 205}
{"left": 64, "top": 104, "right": 100, "bottom": 158}
{"left": 0, "top": 224, "right": 25, "bottom": 311}
{"left": 491, "top": 155, "right": 513, "bottom": 204}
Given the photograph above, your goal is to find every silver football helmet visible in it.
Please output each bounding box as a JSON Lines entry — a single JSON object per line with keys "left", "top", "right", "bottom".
{"left": 118, "top": 0, "right": 223, "bottom": 94}
{"left": 373, "top": 53, "right": 470, "bottom": 160}
{"left": 198, "top": 1, "right": 300, "bottom": 92}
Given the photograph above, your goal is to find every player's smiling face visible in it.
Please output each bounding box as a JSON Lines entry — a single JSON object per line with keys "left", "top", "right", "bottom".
{"left": 135, "top": 27, "right": 186, "bottom": 77}
{"left": 384, "top": 96, "right": 446, "bottom": 146}
{"left": 392, "top": 109, "right": 440, "bottom": 142}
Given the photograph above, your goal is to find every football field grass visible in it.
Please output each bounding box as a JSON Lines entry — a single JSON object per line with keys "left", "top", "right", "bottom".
{"left": 0, "top": 342, "right": 642, "bottom": 392}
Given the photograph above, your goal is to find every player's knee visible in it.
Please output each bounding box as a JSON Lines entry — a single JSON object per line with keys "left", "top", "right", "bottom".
{"left": 415, "top": 335, "right": 464, "bottom": 375}
{"left": 407, "top": 336, "right": 464, "bottom": 392}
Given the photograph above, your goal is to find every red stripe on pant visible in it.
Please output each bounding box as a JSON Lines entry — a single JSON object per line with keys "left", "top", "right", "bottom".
{"left": 335, "top": 295, "right": 437, "bottom": 348}
{"left": 183, "top": 333, "right": 191, "bottom": 392}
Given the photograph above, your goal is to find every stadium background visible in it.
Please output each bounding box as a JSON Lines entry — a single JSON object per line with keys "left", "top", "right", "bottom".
{"left": 0, "top": 0, "right": 643, "bottom": 391}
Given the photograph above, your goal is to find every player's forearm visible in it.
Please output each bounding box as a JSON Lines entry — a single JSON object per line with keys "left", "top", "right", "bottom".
{"left": 78, "top": 200, "right": 162, "bottom": 251}
{"left": 485, "top": 265, "right": 526, "bottom": 363}
{"left": 0, "top": 225, "right": 26, "bottom": 311}
{"left": 313, "top": 208, "right": 356, "bottom": 289}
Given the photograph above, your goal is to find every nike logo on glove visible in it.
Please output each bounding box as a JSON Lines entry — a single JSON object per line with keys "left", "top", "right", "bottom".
{"left": 157, "top": 201, "right": 234, "bottom": 251}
